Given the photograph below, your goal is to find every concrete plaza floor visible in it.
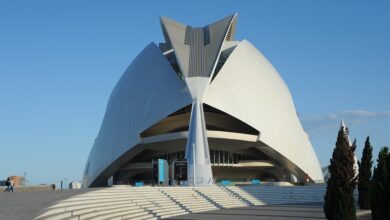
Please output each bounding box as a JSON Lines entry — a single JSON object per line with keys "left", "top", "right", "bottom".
{"left": 0, "top": 189, "right": 92, "bottom": 220}
{"left": 167, "top": 203, "right": 371, "bottom": 220}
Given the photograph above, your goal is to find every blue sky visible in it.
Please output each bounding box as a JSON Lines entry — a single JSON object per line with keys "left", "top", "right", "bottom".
{"left": 0, "top": 1, "right": 389, "bottom": 185}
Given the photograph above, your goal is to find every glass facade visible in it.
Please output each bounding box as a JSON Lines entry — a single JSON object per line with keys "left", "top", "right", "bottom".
{"left": 151, "top": 150, "right": 255, "bottom": 165}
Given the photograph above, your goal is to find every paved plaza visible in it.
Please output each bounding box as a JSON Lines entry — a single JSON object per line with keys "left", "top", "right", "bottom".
{"left": 167, "top": 203, "right": 371, "bottom": 220}
{"left": 0, "top": 189, "right": 92, "bottom": 220}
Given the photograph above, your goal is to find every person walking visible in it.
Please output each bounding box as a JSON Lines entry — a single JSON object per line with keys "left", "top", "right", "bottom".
{"left": 8, "top": 177, "right": 14, "bottom": 192}
{"left": 3, "top": 177, "right": 11, "bottom": 192}
{"left": 3, "top": 177, "right": 14, "bottom": 192}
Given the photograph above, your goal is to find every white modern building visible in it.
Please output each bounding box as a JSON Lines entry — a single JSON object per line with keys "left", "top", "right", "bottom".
{"left": 82, "top": 14, "right": 323, "bottom": 187}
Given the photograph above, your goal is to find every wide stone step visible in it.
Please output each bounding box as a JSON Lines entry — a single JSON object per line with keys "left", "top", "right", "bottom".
{"left": 50, "top": 197, "right": 133, "bottom": 208}
{"left": 36, "top": 211, "right": 72, "bottom": 220}
{"left": 75, "top": 204, "right": 144, "bottom": 219}
{"left": 189, "top": 207, "right": 218, "bottom": 213}
{"left": 72, "top": 202, "right": 140, "bottom": 216}
{"left": 91, "top": 209, "right": 152, "bottom": 220}
{"left": 75, "top": 204, "right": 147, "bottom": 219}
{"left": 117, "top": 211, "right": 155, "bottom": 220}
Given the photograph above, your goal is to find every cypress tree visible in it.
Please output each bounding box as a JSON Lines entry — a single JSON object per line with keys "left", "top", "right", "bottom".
{"left": 324, "top": 127, "right": 356, "bottom": 220}
{"left": 358, "top": 136, "right": 373, "bottom": 209}
{"left": 371, "top": 147, "right": 390, "bottom": 219}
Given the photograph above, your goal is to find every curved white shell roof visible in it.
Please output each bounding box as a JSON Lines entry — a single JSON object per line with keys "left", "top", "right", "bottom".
{"left": 83, "top": 43, "right": 192, "bottom": 187}
{"left": 204, "top": 40, "right": 323, "bottom": 181}
{"left": 83, "top": 16, "right": 323, "bottom": 187}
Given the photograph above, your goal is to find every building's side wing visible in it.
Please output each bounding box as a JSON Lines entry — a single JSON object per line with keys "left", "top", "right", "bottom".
{"left": 204, "top": 40, "right": 323, "bottom": 181}
{"left": 83, "top": 43, "right": 192, "bottom": 187}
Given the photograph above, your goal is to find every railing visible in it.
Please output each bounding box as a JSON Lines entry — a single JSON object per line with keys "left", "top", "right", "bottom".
{"left": 186, "top": 178, "right": 214, "bottom": 185}
{"left": 113, "top": 178, "right": 216, "bottom": 187}
{"left": 114, "top": 179, "right": 154, "bottom": 186}
{"left": 113, "top": 178, "right": 325, "bottom": 187}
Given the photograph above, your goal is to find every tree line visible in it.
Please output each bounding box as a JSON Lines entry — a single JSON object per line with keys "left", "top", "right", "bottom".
{"left": 324, "top": 125, "right": 390, "bottom": 220}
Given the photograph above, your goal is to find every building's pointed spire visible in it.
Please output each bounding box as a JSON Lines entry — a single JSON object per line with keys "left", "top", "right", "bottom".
{"left": 340, "top": 120, "right": 359, "bottom": 178}
{"left": 160, "top": 16, "right": 189, "bottom": 77}
{"left": 340, "top": 119, "right": 346, "bottom": 129}
{"left": 340, "top": 120, "right": 352, "bottom": 146}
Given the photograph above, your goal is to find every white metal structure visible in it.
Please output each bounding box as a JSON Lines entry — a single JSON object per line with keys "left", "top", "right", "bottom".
{"left": 82, "top": 14, "right": 323, "bottom": 187}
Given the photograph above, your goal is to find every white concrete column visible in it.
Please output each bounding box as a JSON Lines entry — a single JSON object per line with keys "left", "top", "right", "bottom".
{"left": 183, "top": 77, "right": 213, "bottom": 185}
{"left": 185, "top": 101, "right": 213, "bottom": 185}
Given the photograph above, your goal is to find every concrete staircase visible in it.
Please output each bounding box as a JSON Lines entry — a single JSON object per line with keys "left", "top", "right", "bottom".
{"left": 223, "top": 185, "right": 326, "bottom": 205}
{"left": 132, "top": 187, "right": 188, "bottom": 219}
{"left": 195, "top": 185, "right": 248, "bottom": 208}
{"left": 159, "top": 187, "right": 217, "bottom": 213}
{"left": 35, "top": 186, "right": 156, "bottom": 220}
{"left": 35, "top": 185, "right": 326, "bottom": 220}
